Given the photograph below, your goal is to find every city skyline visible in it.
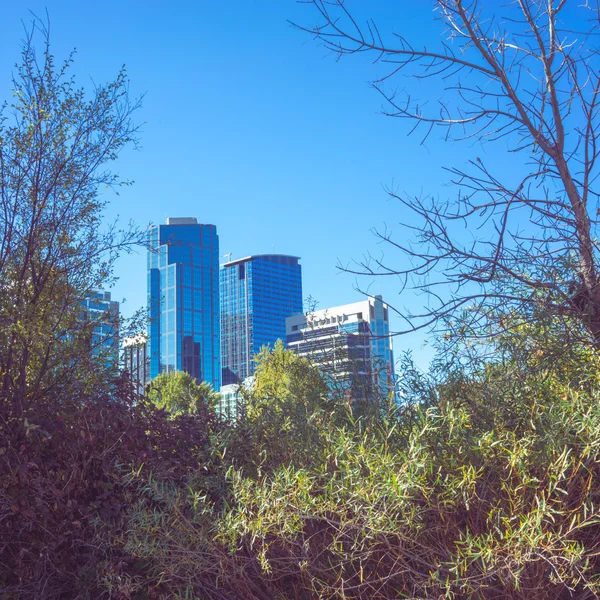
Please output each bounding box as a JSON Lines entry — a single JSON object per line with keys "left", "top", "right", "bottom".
{"left": 141, "top": 217, "right": 393, "bottom": 393}
{"left": 0, "top": 2, "right": 457, "bottom": 371}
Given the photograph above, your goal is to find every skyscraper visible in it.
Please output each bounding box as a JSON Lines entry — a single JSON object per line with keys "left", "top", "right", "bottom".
{"left": 81, "top": 290, "right": 120, "bottom": 369}
{"left": 220, "top": 254, "right": 302, "bottom": 385}
{"left": 147, "top": 217, "right": 220, "bottom": 389}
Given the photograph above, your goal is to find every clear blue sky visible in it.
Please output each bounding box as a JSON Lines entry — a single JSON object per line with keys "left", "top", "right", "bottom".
{"left": 0, "top": 1, "right": 507, "bottom": 370}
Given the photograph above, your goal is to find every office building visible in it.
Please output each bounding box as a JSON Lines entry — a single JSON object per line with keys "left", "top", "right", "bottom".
{"left": 286, "top": 295, "right": 394, "bottom": 398}
{"left": 81, "top": 290, "right": 119, "bottom": 369}
{"left": 122, "top": 335, "right": 148, "bottom": 395}
{"left": 218, "top": 376, "right": 254, "bottom": 422}
{"left": 218, "top": 384, "right": 241, "bottom": 421}
{"left": 220, "top": 254, "right": 302, "bottom": 385}
{"left": 147, "top": 217, "right": 220, "bottom": 389}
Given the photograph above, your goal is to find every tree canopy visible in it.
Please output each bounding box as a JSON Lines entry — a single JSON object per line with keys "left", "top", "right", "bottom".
{"left": 147, "top": 370, "right": 220, "bottom": 416}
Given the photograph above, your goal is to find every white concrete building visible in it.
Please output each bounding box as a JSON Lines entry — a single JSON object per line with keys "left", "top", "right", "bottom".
{"left": 286, "top": 295, "right": 394, "bottom": 399}
{"left": 122, "top": 334, "right": 148, "bottom": 395}
{"left": 218, "top": 376, "right": 255, "bottom": 422}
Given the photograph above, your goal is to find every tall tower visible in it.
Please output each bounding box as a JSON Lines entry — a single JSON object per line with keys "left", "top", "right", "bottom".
{"left": 147, "top": 217, "right": 220, "bottom": 389}
{"left": 220, "top": 254, "right": 302, "bottom": 385}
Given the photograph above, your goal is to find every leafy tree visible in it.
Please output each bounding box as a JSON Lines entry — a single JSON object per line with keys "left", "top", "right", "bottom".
{"left": 249, "top": 340, "right": 328, "bottom": 408}
{"left": 0, "top": 19, "right": 142, "bottom": 412}
{"left": 241, "top": 340, "right": 338, "bottom": 469}
{"left": 147, "top": 370, "right": 220, "bottom": 416}
{"left": 217, "top": 324, "right": 600, "bottom": 600}
{"left": 109, "top": 323, "right": 600, "bottom": 600}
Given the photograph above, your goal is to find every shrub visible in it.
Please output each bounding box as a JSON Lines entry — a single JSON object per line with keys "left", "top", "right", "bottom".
{"left": 0, "top": 375, "right": 219, "bottom": 599}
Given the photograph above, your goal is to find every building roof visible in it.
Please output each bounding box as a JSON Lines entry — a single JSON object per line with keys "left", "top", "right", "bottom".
{"left": 222, "top": 254, "right": 301, "bottom": 267}
{"left": 166, "top": 217, "right": 198, "bottom": 225}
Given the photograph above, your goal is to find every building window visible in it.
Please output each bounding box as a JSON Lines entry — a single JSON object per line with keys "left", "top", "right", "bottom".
{"left": 183, "top": 266, "right": 192, "bottom": 287}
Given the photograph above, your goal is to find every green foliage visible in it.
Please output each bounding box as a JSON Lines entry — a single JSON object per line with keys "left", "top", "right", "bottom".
{"left": 220, "top": 392, "right": 600, "bottom": 598}
{"left": 240, "top": 340, "right": 342, "bottom": 469}
{"left": 147, "top": 370, "right": 220, "bottom": 416}
{"left": 215, "top": 331, "right": 600, "bottom": 599}
{"left": 7, "top": 312, "right": 600, "bottom": 599}
{"left": 107, "top": 321, "right": 600, "bottom": 600}
{"left": 249, "top": 340, "right": 329, "bottom": 404}
{"left": 0, "top": 377, "right": 220, "bottom": 600}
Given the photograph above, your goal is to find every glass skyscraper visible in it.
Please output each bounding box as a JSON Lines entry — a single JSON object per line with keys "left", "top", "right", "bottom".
{"left": 81, "top": 290, "right": 120, "bottom": 370}
{"left": 147, "top": 217, "right": 220, "bottom": 389}
{"left": 220, "top": 254, "right": 302, "bottom": 385}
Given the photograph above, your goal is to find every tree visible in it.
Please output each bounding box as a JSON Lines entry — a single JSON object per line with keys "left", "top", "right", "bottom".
{"left": 298, "top": 1, "right": 600, "bottom": 344}
{"left": 146, "top": 370, "right": 220, "bottom": 416}
{"left": 0, "top": 18, "right": 142, "bottom": 411}
{"left": 241, "top": 340, "right": 338, "bottom": 468}
{"left": 132, "top": 324, "right": 600, "bottom": 600}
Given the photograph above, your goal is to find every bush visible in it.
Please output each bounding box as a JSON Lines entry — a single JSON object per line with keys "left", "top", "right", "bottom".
{"left": 0, "top": 375, "right": 220, "bottom": 599}
{"left": 111, "top": 332, "right": 600, "bottom": 600}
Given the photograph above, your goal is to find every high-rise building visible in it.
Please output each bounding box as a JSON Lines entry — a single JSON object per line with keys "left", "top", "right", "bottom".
{"left": 122, "top": 335, "right": 148, "bottom": 395}
{"left": 286, "top": 295, "right": 394, "bottom": 398}
{"left": 81, "top": 290, "right": 119, "bottom": 369}
{"left": 147, "top": 217, "right": 220, "bottom": 389}
{"left": 220, "top": 254, "right": 302, "bottom": 385}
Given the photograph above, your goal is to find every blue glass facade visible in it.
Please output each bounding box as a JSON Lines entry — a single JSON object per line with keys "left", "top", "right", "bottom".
{"left": 147, "top": 218, "right": 220, "bottom": 389}
{"left": 368, "top": 295, "right": 393, "bottom": 388}
{"left": 220, "top": 254, "right": 302, "bottom": 385}
{"left": 81, "top": 290, "right": 119, "bottom": 369}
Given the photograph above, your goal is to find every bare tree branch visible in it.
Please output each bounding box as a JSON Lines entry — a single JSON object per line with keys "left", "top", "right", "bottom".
{"left": 298, "top": 0, "right": 600, "bottom": 344}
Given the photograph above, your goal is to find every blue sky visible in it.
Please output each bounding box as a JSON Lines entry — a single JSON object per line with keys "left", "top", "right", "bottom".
{"left": 0, "top": 1, "right": 508, "bottom": 370}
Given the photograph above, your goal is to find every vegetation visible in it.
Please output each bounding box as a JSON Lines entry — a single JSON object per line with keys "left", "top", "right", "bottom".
{"left": 98, "top": 320, "right": 599, "bottom": 600}
{"left": 239, "top": 340, "right": 339, "bottom": 469}
{"left": 147, "top": 370, "right": 220, "bottom": 416}
{"left": 6, "top": 313, "right": 600, "bottom": 598}
{"left": 0, "top": 377, "right": 220, "bottom": 598}
{"left": 0, "top": 18, "right": 142, "bottom": 411}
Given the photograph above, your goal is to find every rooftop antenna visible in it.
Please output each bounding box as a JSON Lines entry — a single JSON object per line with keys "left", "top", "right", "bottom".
{"left": 223, "top": 252, "right": 232, "bottom": 263}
